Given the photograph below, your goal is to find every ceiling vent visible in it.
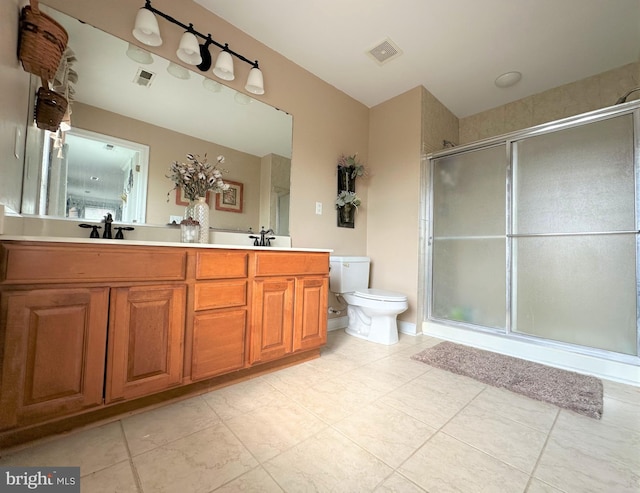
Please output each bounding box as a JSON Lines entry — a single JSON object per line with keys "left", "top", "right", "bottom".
{"left": 133, "top": 68, "right": 156, "bottom": 88}
{"left": 367, "top": 38, "right": 402, "bottom": 65}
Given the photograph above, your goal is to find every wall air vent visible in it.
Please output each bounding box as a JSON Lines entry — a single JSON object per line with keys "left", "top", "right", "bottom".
{"left": 133, "top": 68, "right": 156, "bottom": 88}
{"left": 367, "top": 38, "right": 402, "bottom": 65}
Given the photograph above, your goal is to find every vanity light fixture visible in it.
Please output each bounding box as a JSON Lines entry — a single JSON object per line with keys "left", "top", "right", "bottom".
{"left": 202, "top": 78, "right": 222, "bottom": 93}
{"left": 132, "top": 7, "right": 162, "bottom": 46}
{"left": 176, "top": 28, "right": 202, "bottom": 66}
{"left": 167, "top": 62, "right": 190, "bottom": 80}
{"left": 132, "top": 0, "right": 265, "bottom": 94}
{"left": 245, "top": 65, "right": 265, "bottom": 95}
{"left": 126, "top": 43, "right": 154, "bottom": 64}
{"left": 213, "top": 48, "right": 234, "bottom": 80}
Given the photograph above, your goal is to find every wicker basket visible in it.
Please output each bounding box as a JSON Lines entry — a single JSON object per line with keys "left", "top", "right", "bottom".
{"left": 18, "top": 0, "right": 68, "bottom": 81}
{"left": 35, "top": 86, "right": 68, "bottom": 131}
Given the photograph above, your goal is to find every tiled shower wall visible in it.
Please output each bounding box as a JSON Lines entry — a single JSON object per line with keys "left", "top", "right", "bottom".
{"left": 459, "top": 62, "right": 640, "bottom": 144}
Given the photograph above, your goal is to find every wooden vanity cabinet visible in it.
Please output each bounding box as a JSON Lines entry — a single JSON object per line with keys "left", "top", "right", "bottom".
{"left": 249, "top": 252, "right": 329, "bottom": 364}
{"left": 190, "top": 251, "right": 249, "bottom": 381}
{"left": 0, "top": 287, "right": 109, "bottom": 430}
{"left": 0, "top": 242, "right": 188, "bottom": 429}
{"left": 105, "top": 285, "right": 186, "bottom": 403}
{"left": 293, "top": 276, "right": 329, "bottom": 352}
{"left": 250, "top": 276, "right": 295, "bottom": 363}
{"left": 0, "top": 241, "right": 329, "bottom": 445}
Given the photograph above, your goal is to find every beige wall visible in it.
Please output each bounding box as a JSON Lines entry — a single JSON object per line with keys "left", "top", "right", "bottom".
{"left": 72, "top": 102, "right": 261, "bottom": 229}
{"left": 0, "top": 0, "right": 30, "bottom": 213}
{"left": 366, "top": 86, "right": 459, "bottom": 327}
{"left": 460, "top": 62, "right": 640, "bottom": 144}
{"left": 367, "top": 87, "right": 424, "bottom": 325}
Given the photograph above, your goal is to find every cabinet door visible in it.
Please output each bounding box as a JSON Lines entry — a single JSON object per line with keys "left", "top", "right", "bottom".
{"left": 106, "top": 285, "right": 186, "bottom": 403}
{"left": 192, "top": 309, "right": 246, "bottom": 381}
{"left": 250, "top": 278, "right": 294, "bottom": 364}
{"left": 293, "top": 276, "right": 329, "bottom": 352}
{"left": 0, "top": 288, "right": 109, "bottom": 430}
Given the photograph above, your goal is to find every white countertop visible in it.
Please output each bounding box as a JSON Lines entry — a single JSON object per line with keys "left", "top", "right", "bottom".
{"left": 0, "top": 235, "right": 332, "bottom": 253}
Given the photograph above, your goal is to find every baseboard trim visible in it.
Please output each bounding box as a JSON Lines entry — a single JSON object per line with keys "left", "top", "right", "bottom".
{"left": 328, "top": 316, "right": 348, "bottom": 331}
{"left": 399, "top": 320, "right": 419, "bottom": 336}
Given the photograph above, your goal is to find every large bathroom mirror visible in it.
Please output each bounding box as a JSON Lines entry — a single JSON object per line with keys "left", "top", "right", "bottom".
{"left": 22, "top": 4, "right": 293, "bottom": 235}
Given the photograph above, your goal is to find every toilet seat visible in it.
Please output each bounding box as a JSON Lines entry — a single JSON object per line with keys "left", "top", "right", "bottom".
{"left": 353, "top": 288, "right": 407, "bottom": 302}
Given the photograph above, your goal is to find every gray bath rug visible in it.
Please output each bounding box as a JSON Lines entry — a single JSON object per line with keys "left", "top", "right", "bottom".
{"left": 411, "top": 341, "right": 603, "bottom": 419}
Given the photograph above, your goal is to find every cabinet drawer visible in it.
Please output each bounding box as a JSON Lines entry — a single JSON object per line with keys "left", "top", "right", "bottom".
{"left": 0, "top": 244, "right": 186, "bottom": 283}
{"left": 192, "top": 309, "right": 246, "bottom": 381}
{"left": 196, "top": 251, "right": 248, "bottom": 279}
{"left": 254, "top": 252, "right": 329, "bottom": 276}
{"left": 194, "top": 280, "right": 247, "bottom": 310}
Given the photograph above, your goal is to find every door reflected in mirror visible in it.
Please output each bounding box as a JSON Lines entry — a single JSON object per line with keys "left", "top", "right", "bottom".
{"left": 45, "top": 128, "right": 148, "bottom": 223}
{"left": 22, "top": 4, "right": 293, "bottom": 236}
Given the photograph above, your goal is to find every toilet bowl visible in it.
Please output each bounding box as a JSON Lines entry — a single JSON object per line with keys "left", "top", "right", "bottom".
{"left": 342, "top": 289, "right": 408, "bottom": 345}
{"left": 330, "top": 256, "right": 408, "bottom": 345}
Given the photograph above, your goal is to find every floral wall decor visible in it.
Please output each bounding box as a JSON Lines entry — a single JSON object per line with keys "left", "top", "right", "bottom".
{"left": 336, "top": 153, "right": 366, "bottom": 228}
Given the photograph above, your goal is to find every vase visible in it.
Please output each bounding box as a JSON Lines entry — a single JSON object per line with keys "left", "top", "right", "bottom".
{"left": 192, "top": 196, "right": 210, "bottom": 243}
{"left": 340, "top": 204, "right": 353, "bottom": 224}
{"left": 183, "top": 199, "right": 195, "bottom": 220}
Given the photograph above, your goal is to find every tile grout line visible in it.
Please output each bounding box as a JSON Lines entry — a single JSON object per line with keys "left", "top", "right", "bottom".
{"left": 524, "top": 407, "right": 562, "bottom": 492}
{"left": 118, "top": 420, "right": 145, "bottom": 493}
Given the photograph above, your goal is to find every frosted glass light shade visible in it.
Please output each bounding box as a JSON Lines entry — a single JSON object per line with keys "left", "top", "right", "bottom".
{"left": 234, "top": 92, "right": 252, "bottom": 104}
{"left": 202, "top": 78, "right": 222, "bottom": 92}
{"left": 126, "top": 43, "right": 153, "bottom": 64}
{"left": 132, "top": 8, "right": 162, "bottom": 47}
{"left": 245, "top": 67, "right": 264, "bottom": 95}
{"left": 177, "top": 32, "right": 202, "bottom": 65}
{"left": 213, "top": 51, "right": 235, "bottom": 80}
{"left": 167, "top": 62, "right": 190, "bottom": 80}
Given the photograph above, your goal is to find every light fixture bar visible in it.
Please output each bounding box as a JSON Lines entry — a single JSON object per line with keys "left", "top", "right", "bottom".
{"left": 141, "top": 0, "right": 260, "bottom": 70}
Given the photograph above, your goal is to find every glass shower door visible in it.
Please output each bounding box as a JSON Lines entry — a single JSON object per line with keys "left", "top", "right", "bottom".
{"left": 431, "top": 144, "right": 508, "bottom": 330}
{"left": 511, "top": 114, "right": 638, "bottom": 355}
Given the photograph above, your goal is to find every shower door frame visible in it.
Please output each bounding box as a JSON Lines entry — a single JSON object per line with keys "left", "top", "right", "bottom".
{"left": 421, "top": 101, "right": 640, "bottom": 366}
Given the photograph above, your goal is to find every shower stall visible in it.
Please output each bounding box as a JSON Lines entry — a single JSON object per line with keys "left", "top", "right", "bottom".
{"left": 422, "top": 101, "right": 640, "bottom": 383}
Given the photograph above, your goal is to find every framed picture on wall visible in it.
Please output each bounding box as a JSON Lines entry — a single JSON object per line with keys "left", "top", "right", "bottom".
{"left": 175, "top": 189, "right": 210, "bottom": 206}
{"left": 215, "top": 180, "right": 243, "bottom": 213}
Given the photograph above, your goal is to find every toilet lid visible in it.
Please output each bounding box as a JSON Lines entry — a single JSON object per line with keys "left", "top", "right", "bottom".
{"left": 353, "top": 288, "right": 407, "bottom": 302}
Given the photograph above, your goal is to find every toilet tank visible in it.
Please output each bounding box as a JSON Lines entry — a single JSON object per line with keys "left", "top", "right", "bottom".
{"left": 329, "top": 256, "right": 370, "bottom": 294}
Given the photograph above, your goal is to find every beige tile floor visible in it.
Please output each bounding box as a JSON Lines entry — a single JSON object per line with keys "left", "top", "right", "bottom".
{"left": 1, "top": 329, "right": 639, "bottom": 492}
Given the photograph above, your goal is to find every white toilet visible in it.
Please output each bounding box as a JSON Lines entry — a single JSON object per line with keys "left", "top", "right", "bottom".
{"left": 329, "top": 256, "right": 408, "bottom": 345}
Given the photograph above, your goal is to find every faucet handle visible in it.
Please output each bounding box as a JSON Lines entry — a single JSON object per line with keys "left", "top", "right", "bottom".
{"left": 114, "top": 226, "right": 135, "bottom": 240}
{"left": 79, "top": 223, "right": 102, "bottom": 238}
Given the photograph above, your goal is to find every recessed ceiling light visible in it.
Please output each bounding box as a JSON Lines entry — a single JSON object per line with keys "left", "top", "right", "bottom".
{"left": 495, "top": 71, "right": 522, "bottom": 88}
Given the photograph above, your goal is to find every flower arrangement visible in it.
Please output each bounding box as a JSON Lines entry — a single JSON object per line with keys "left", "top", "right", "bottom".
{"left": 337, "top": 153, "right": 367, "bottom": 180}
{"left": 335, "top": 190, "right": 361, "bottom": 209}
{"left": 167, "top": 153, "right": 228, "bottom": 202}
